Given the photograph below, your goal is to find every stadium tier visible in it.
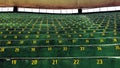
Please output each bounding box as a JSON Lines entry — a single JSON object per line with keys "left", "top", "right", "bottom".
{"left": 0, "top": 12, "right": 120, "bottom": 68}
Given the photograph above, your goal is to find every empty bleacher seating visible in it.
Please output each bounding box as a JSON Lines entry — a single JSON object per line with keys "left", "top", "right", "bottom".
{"left": 0, "top": 12, "right": 120, "bottom": 68}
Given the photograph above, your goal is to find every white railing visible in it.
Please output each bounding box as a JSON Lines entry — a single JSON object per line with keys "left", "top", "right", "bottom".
{"left": 0, "top": 6, "right": 120, "bottom": 13}
{"left": 82, "top": 6, "right": 120, "bottom": 13}
{"left": 19, "top": 8, "right": 78, "bottom": 14}
{"left": 0, "top": 7, "right": 13, "bottom": 12}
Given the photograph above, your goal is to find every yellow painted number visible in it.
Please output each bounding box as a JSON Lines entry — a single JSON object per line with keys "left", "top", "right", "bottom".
{"left": 0, "top": 48, "right": 5, "bottom": 52}
{"left": 31, "top": 48, "right": 36, "bottom": 52}
{"left": 80, "top": 47, "right": 85, "bottom": 51}
{"left": 58, "top": 40, "right": 62, "bottom": 44}
{"left": 6, "top": 41, "right": 11, "bottom": 45}
{"left": 72, "top": 39, "right": 76, "bottom": 43}
{"left": 31, "top": 60, "right": 38, "bottom": 65}
{"left": 85, "top": 39, "right": 89, "bottom": 43}
{"left": 12, "top": 60, "right": 17, "bottom": 65}
{"left": 97, "top": 47, "right": 102, "bottom": 51}
{"left": 113, "top": 38, "right": 118, "bottom": 43}
{"left": 97, "top": 59, "right": 103, "bottom": 64}
{"left": 100, "top": 39, "right": 104, "bottom": 43}
{"left": 20, "top": 40, "right": 24, "bottom": 44}
{"left": 46, "top": 40, "right": 50, "bottom": 44}
{"left": 115, "top": 46, "right": 120, "bottom": 50}
{"left": 48, "top": 47, "right": 52, "bottom": 51}
{"left": 52, "top": 60, "right": 58, "bottom": 65}
{"left": 15, "top": 48, "right": 19, "bottom": 52}
{"left": 33, "top": 40, "right": 37, "bottom": 44}
{"left": 63, "top": 47, "right": 67, "bottom": 51}
{"left": 73, "top": 59, "right": 80, "bottom": 65}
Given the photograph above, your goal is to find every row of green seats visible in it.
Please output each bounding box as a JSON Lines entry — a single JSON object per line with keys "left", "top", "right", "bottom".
{"left": 0, "top": 38, "right": 119, "bottom": 46}
{"left": 0, "top": 58, "right": 120, "bottom": 68}
{"left": 0, "top": 32, "right": 119, "bottom": 40}
{"left": 0, "top": 45, "right": 120, "bottom": 57}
